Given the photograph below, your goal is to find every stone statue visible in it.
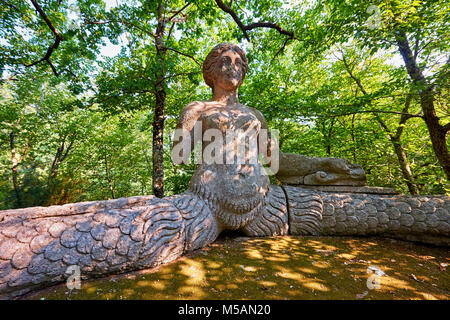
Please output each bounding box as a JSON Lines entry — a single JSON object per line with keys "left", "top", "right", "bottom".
{"left": 0, "top": 43, "right": 448, "bottom": 299}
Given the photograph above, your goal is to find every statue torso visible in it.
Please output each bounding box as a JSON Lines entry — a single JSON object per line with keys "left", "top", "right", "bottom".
{"left": 185, "top": 102, "right": 269, "bottom": 229}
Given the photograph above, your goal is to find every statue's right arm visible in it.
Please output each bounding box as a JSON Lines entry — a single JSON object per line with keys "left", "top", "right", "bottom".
{"left": 172, "top": 101, "right": 204, "bottom": 165}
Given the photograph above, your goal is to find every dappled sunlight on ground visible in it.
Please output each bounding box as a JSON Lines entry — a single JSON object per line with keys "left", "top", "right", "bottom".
{"left": 25, "top": 236, "right": 449, "bottom": 300}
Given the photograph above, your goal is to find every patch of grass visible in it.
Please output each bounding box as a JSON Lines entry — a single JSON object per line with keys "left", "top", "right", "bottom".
{"left": 25, "top": 236, "right": 450, "bottom": 300}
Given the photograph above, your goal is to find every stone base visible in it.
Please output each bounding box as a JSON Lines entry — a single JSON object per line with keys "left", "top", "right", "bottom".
{"left": 288, "top": 185, "right": 401, "bottom": 195}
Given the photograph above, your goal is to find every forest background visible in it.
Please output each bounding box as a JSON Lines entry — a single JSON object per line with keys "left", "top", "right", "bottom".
{"left": 0, "top": 0, "right": 448, "bottom": 210}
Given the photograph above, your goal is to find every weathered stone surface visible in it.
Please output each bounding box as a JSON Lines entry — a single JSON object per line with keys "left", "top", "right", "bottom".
{"left": 436, "top": 208, "right": 449, "bottom": 221}
{"left": 421, "top": 202, "right": 437, "bottom": 214}
{"left": 335, "top": 222, "right": 347, "bottom": 233}
{"left": 48, "top": 223, "right": 66, "bottom": 238}
{"left": 378, "top": 212, "right": 389, "bottom": 224}
{"left": 102, "top": 228, "right": 121, "bottom": 249}
{"left": 27, "top": 254, "right": 48, "bottom": 275}
{"left": 388, "top": 220, "right": 400, "bottom": 231}
{"left": 104, "top": 213, "right": 120, "bottom": 228}
{"left": 0, "top": 196, "right": 155, "bottom": 221}
{"left": 129, "top": 224, "right": 144, "bottom": 242}
{"left": 75, "top": 220, "right": 92, "bottom": 232}
{"left": 0, "top": 239, "right": 23, "bottom": 260}
{"left": 241, "top": 185, "right": 288, "bottom": 237}
{"left": 323, "top": 203, "right": 335, "bottom": 216}
{"left": 322, "top": 216, "right": 336, "bottom": 228}
{"left": 290, "top": 188, "right": 449, "bottom": 244}
{"left": 62, "top": 248, "right": 82, "bottom": 265}
{"left": 60, "top": 229, "right": 80, "bottom": 248}
{"left": 400, "top": 214, "right": 415, "bottom": 227}
{"left": 367, "top": 217, "right": 379, "bottom": 229}
{"left": 394, "top": 202, "right": 412, "bottom": 214}
{"left": 284, "top": 187, "right": 323, "bottom": 236}
{"left": 43, "top": 242, "right": 65, "bottom": 262}
{"left": 11, "top": 248, "right": 32, "bottom": 269}
{"left": 412, "top": 222, "right": 427, "bottom": 233}
{"left": 119, "top": 216, "right": 133, "bottom": 235}
{"left": 386, "top": 207, "right": 401, "bottom": 219}
{"left": 426, "top": 214, "right": 440, "bottom": 228}
{"left": 90, "top": 224, "right": 106, "bottom": 241}
{"left": 29, "top": 234, "right": 52, "bottom": 254}
{"left": 16, "top": 228, "right": 38, "bottom": 243}
{"left": 76, "top": 232, "right": 95, "bottom": 254}
{"left": 437, "top": 222, "right": 450, "bottom": 233}
{"left": 375, "top": 200, "right": 387, "bottom": 211}
{"left": 106, "top": 252, "right": 128, "bottom": 266}
{"left": 347, "top": 216, "right": 359, "bottom": 227}
{"left": 355, "top": 210, "right": 368, "bottom": 222}
{"left": 45, "top": 261, "right": 67, "bottom": 277}
{"left": 0, "top": 225, "right": 20, "bottom": 238}
{"left": 345, "top": 206, "right": 355, "bottom": 215}
{"left": 365, "top": 204, "right": 378, "bottom": 215}
{"left": 115, "top": 236, "right": 131, "bottom": 256}
{"left": 411, "top": 209, "right": 426, "bottom": 222}
{"left": 90, "top": 242, "right": 108, "bottom": 262}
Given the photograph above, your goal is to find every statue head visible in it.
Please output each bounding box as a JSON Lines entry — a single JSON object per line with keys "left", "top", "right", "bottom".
{"left": 202, "top": 43, "right": 248, "bottom": 91}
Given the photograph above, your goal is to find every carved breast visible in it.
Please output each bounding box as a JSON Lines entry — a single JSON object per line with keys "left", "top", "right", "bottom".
{"left": 202, "top": 105, "right": 261, "bottom": 134}
{"left": 188, "top": 104, "right": 269, "bottom": 229}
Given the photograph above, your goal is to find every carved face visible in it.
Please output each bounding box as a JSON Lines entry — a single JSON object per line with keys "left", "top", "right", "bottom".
{"left": 213, "top": 49, "right": 244, "bottom": 91}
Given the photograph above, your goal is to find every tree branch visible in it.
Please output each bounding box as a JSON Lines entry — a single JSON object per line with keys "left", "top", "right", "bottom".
{"left": 271, "top": 37, "right": 291, "bottom": 62}
{"left": 82, "top": 19, "right": 156, "bottom": 38}
{"left": 24, "top": 0, "right": 63, "bottom": 67}
{"left": 0, "top": 77, "right": 19, "bottom": 82}
{"left": 157, "top": 71, "right": 202, "bottom": 85}
{"left": 443, "top": 122, "right": 450, "bottom": 133}
{"left": 214, "top": 0, "right": 295, "bottom": 42}
{"left": 22, "top": 1, "right": 78, "bottom": 78}
{"left": 168, "top": 2, "right": 191, "bottom": 22}
{"left": 245, "top": 22, "right": 294, "bottom": 39}
{"left": 46, "top": 60, "right": 78, "bottom": 78}
{"left": 393, "top": 91, "right": 414, "bottom": 140}
{"left": 414, "top": 34, "right": 420, "bottom": 60}
{"left": 163, "top": 47, "right": 201, "bottom": 66}
{"left": 214, "top": 0, "right": 250, "bottom": 41}
{"left": 327, "top": 109, "right": 423, "bottom": 119}
{"left": 60, "top": 133, "right": 76, "bottom": 163}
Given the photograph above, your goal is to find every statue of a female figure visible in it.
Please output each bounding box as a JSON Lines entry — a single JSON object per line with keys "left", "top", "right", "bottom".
{"left": 173, "top": 43, "right": 366, "bottom": 230}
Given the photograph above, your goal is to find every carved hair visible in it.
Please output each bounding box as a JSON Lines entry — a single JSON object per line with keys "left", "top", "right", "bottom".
{"left": 202, "top": 43, "right": 248, "bottom": 89}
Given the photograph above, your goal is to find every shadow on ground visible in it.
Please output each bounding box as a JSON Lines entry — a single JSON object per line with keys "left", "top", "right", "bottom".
{"left": 24, "top": 236, "right": 449, "bottom": 300}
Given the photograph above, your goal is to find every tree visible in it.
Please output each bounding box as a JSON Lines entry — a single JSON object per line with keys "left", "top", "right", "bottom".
{"left": 316, "top": 0, "right": 450, "bottom": 179}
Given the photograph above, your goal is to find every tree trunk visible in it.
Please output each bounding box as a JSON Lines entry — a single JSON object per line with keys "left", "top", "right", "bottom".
{"left": 9, "top": 131, "right": 22, "bottom": 208}
{"left": 396, "top": 33, "right": 450, "bottom": 180}
{"left": 351, "top": 113, "right": 357, "bottom": 163}
{"left": 321, "top": 119, "right": 334, "bottom": 156}
{"left": 104, "top": 154, "right": 115, "bottom": 199}
{"left": 48, "top": 134, "right": 76, "bottom": 195}
{"left": 152, "top": 3, "right": 167, "bottom": 198}
{"left": 391, "top": 137, "right": 418, "bottom": 194}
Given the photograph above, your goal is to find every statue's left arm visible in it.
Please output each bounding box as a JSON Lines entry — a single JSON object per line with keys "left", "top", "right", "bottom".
{"left": 249, "top": 107, "right": 366, "bottom": 186}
